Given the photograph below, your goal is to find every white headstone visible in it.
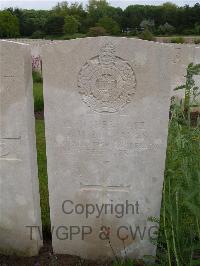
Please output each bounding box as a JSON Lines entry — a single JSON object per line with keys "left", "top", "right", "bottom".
{"left": 43, "top": 37, "right": 173, "bottom": 259}
{"left": 170, "top": 44, "right": 200, "bottom": 105}
{"left": 0, "top": 41, "right": 42, "bottom": 256}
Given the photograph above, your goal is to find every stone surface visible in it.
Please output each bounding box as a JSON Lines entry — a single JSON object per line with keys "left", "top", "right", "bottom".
{"left": 0, "top": 41, "right": 42, "bottom": 256}
{"left": 8, "top": 39, "right": 54, "bottom": 72}
{"left": 42, "top": 37, "right": 173, "bottom": 259}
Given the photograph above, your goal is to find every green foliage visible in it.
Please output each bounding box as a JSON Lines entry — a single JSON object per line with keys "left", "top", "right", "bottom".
{"left": 138, "top": 28, "right": 155, "bottom": 41}
{"left": 0, "top": 11, "right": 20, "bottom": 37}
{"left": 171, "top": 36, "right": 185, "bottom": 43}
{"left": 174, "top": 63, "right": 200, "bottom": 122}
{"left": 194, "top": 38, "right": 200, "bottom": 44}
{"left": 35, "top": 120, "right": 50, "bottom": 238}
{"left": 44, "top": 15, "right": 65, "bottom": 35}
{"left": 154, "top": 64, "right": 200, "bottom": 266}
{"left": 33, "top": 73, "right": 49, "bottom": 238}
{"left": 158, "top": 22, "right": 176, "bottom": 35}
{"left": 32, "top": 70, "right": 43, "bottom": 83}
{"left": 112, "top": 64, "right": 200, "bottom": 266}
{"left": 156, "top": 108, "right": 200, "bottom": 265}
{"left": 87, "top": 0, "right": 110, "bottom": 24}
{"left": 97, "top": 16, "right": 120, "bottom": 35}
{"left": 88, "top": 26, "right": 106, "bottom": 36}
{"left": 15, "top": 9, "right": 49, "bottom": 37}
{"left": 52, "top": 1, "right": 69, "bottom": 17}
{"left": 2, "top": 2, "right": 200, "bottom": 38}
{"left": 33, "top": 71, "right": 43, "bottom": 113}
{"left": 140, "top": 19, "right": 155, "bottom": 30}
{"left": 31, "top": 30, "right": 45, "bottom": 39}
{"left": 33, "top": 82, "right": 44, "bottom": 113}
{"left": 64, "top": 15, "right": 79, "bottom": 34}
{"left": 61, "top": 33, "right": 86, "bottom": 40}
{"left": 194, "top": 24, "right": 200, "bottom": 35}
{"left": 42, "top": 33, "right": 86, "bottom": 40}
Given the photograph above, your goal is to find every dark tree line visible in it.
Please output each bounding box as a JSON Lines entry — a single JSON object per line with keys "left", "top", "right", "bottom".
{"left": 0, "top": 0, "right": 200, "bottom": 38}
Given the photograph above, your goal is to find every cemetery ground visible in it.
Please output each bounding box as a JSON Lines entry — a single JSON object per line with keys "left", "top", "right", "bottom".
{"left": 0, "top": 69, "right": 199, "bottom": 265}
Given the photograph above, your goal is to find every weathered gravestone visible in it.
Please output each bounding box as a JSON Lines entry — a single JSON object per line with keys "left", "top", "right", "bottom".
{"left": 0, "top": 41, "right": 42, "bottom": 255}
{"left": 43, "top": 37, "right": 173, "bottom": 259}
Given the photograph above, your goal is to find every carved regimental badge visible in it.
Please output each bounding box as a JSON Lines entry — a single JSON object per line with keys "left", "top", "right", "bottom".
{"left": 78, "top": 43, "right": 136, "bottom": 113}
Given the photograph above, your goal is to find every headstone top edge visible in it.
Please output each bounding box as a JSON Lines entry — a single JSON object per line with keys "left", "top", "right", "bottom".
{"left": 41, "top": 36, "right": 176, "bottom": 52}
{"left": 0, "top": 40, "right": 30, "bottom": 47}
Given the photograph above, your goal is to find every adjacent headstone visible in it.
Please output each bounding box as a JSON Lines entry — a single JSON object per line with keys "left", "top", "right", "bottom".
{"left": 0, "top": 41, "right": 42, "bottom": 256}
{"left": 170, "top": 45, "right": 200, "bottom": 109}
{"left": 42, "top": 37, "right": 173, "bottom": 259}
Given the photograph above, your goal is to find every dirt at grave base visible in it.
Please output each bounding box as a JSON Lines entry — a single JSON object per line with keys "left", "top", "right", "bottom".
{"left": 35, "top": 111, "right": 44, "bottom": 120}
{"left": 0, "top": 241, "right": 144, "bottom": 266}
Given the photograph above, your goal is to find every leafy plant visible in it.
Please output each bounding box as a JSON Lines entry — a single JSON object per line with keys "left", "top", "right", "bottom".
{"left": 97, "top": 16, "right": 121, "bottom": 35}
{"left": 64, "top": 15, "right": 80, "bottom": 34}
{"left": 33, "top": 82, "right": 44, "bottom": 113}
{"left": 0, "top": 10, "right": 20, "bottom": 37}
{"left": 194, "top": 39, "right": 200, "bottom": 45}
{"left": 174, "top": 63, "right": 200, "bottom": 123}
{"left": 88, "top": 26, "right": 107, "bottom": 36}
{"left": 138, "top": 28, "right": 155, "bottom": 41}
{"left": 32, "top": 71, "right": 44, "bottom": 113}
{"left": 154, "top": 63, "right": 200, "bottom": 266}
{"left": 170, "top": 36, "right": 185, "bottom": 44}
{"left": 112, "top": 64, "right": 200, "bottom": 266}
{"left": 140, "top": 19, "right": 155, "bottom": 31}
{"left": 31, "top": 30, "right": 45, "bottom": 39}
{"left": 158, "top": 22, "right": 176, "bottom": 35}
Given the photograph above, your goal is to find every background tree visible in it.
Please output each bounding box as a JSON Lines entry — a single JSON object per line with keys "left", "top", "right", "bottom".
{"left": 194, "top": 23, "right": 200, "bottom": 35}
{"left": 160, "top": 2, "right": 178, "bottom": 25}
{"left": 97, "top": 16, "right": 120, "bottom": 35}
{"left": 12, "top": 9, "right": 50, "bottom": 37}
{"left": 87, "top": 0, "right": 110, "bottom": 25}
{"left": 0, "top": 11, "right": 20, "bottom": 37}
{"left": 140, "top": 19, "right": 155, "bottom": 31}
{"left": 158, "top": 22, "right": 175, "bottom": 35}
{"left": 52, "top": 1, "right": 87, "bottom": 33}
{"left": 123, "top": 5, "right": 148, "bottom": 31}
{"left": 138, "top": 28, "right": 155, "bottom": 41}
{"left": 64, "top": 15, "right": 79, "bottom": 34}
{"left": 1, "top": 1, "right": 200, "bottom": 38}
{"left": 52, "top": 1, "right": 69, "bottom": 17}
{"left": 88, "top": 26, "right": 106, "bottom": 36}
{"left": 44, "top": 15, "right": 65, "bottom": 35}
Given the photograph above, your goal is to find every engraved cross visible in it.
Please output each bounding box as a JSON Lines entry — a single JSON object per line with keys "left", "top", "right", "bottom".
{"left": 80, "top": 183, "right": 131, "bottom": 193}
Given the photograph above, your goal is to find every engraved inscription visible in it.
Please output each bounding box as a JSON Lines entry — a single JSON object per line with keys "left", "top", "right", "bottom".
{"left": 57, "top": 119, "right": 163, "bottom": 154}
{"left": 0, "top": 76, "right": 17, "bottom": 94}
{"left": 0, "top": 137, "right": 21, "bottom": 161}
{"left": 78, "top": 43, "right": 136, "bottom": 113}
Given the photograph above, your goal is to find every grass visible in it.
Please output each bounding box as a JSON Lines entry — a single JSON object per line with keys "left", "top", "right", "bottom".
{"left": 156, "top": 104, "right": 200, "bottom": 265}
{"left": 35, "top": 119, "right": 51, "bottom": 239}
{"left": 170, "top": 36, "right": 185, "bottom": 44}
{"left": 33, "top": 82, "right": 44, "bottom": 113}
{"left": 33, "top": 75, "right": 50, "bottom": 239}
{"left": 33, "top": 71, "right": 44, "bottom": 113}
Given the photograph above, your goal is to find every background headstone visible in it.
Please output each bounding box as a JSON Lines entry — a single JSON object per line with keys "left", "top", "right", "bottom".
{"left": 0, "top": 41, "right": 42, "bottom": 256}
{"left": 170, "top": 45, "right": 200, "bottom": 111}
{"left": 43, "top": 37, "right": 173, "bottom": 259}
